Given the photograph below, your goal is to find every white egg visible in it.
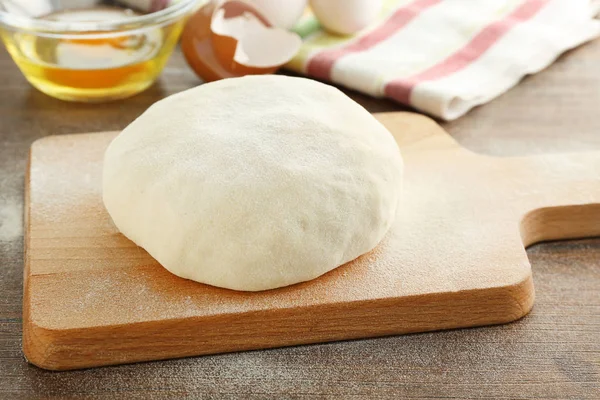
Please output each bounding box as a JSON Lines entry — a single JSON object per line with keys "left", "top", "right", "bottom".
{"left": 244, "top": 0, "right": 308, "bottom": 30}
{"left": 310, "top": 0, "right": 382, "bottom": 35}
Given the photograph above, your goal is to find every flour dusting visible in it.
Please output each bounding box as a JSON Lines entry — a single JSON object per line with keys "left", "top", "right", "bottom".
{"left": 0, "top": 199, "right": 23, "bottom": 241}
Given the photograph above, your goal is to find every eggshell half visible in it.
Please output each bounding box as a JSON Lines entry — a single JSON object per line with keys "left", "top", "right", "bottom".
{"left": 182, "top": 0, "right": 302, "bottom": 81}
{"left": 210, "top": 1, "right": 302, "bottom": 75}
{"left": 244, "top": 0, "right": 308, "bottom": 29}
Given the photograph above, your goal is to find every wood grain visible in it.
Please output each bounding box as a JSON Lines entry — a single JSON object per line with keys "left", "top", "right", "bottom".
{"left": 1, "top": 40, "right": 599, "bottom": 397}
{"left": 22, "top": 112, "right": 600, "bottom": 370}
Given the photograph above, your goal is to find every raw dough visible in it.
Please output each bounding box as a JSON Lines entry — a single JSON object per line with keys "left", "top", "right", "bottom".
{"left": 103, "top": 76, "right": 403, "bottom": 291}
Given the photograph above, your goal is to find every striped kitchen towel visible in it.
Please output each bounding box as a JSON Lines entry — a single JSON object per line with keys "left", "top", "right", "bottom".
{"left": 287, "top": 0, "right": 600, "bottom": 120}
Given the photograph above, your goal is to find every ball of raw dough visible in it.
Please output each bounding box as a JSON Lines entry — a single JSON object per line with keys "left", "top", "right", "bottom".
{"left": 103, "top": 76, "right": 403, "bottom": 291}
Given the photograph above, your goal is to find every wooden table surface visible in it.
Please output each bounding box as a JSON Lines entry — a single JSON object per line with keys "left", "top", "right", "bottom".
{"left": 1, "top": 38, "right": 599, "bottom": 399}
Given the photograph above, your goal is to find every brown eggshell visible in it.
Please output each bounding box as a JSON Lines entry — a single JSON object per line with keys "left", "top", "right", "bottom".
{"left": 181, "top": 1, "right": 238, "bottom": 82}
{"left": 210, "top": 0, "right": 274, "bottom": 74}
{"left": 181, "top": 0, "right": 301, "bottom": 82}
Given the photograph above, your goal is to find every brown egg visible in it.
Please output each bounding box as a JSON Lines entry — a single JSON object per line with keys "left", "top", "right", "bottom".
{"left": 181, "top": 0, "right": 301, "bottom": 82}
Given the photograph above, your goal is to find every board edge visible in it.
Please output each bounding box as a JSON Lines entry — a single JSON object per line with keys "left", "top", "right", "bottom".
{"left": 22, "top": 273, "right": 534, "bottom": 371}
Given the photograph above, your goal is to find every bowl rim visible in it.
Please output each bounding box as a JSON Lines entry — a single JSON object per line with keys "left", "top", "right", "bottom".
{"left": 0, "top": 0, "right": 203, "bottom": 34}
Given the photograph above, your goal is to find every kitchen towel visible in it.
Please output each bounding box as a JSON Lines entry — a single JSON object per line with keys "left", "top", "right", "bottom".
{"left": 287, "top": 0, "right": 600, "bottom": 120}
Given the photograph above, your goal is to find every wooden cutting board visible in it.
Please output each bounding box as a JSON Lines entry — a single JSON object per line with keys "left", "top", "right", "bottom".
{"left": 23, "top": 112, "right": 600, "bottom": 371}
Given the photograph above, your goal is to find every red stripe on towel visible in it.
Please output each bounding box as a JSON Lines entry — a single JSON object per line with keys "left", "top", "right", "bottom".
{"left": 384, "top": 0, "right": 549, "bottom": 105}
{"left": 306, "top": 0, "right": 442, "bottom": 81}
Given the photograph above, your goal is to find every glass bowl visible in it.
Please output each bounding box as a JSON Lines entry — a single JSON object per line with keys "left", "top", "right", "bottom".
{"left": 0, "top": 0, "right": 204, "bottom": 102}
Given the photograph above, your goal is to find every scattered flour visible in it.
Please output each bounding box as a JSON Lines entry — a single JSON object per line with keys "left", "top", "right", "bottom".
{"left": 0, "top": 199, "right": 22, "bottom": 241}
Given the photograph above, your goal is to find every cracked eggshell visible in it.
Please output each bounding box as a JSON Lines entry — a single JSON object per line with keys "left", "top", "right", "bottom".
{"left": 210, "top": 0, "right": 302, "bottom": 76}
{"left": 244, "top": 0, "right": 308, "bottom": 29}
{"left": 181, "top": 1, "right": 232, "bottom": 82}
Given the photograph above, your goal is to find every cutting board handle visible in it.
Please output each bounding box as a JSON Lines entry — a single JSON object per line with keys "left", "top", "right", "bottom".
{"left": 495, "top": 151, "right": 600, "bottom": 246}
